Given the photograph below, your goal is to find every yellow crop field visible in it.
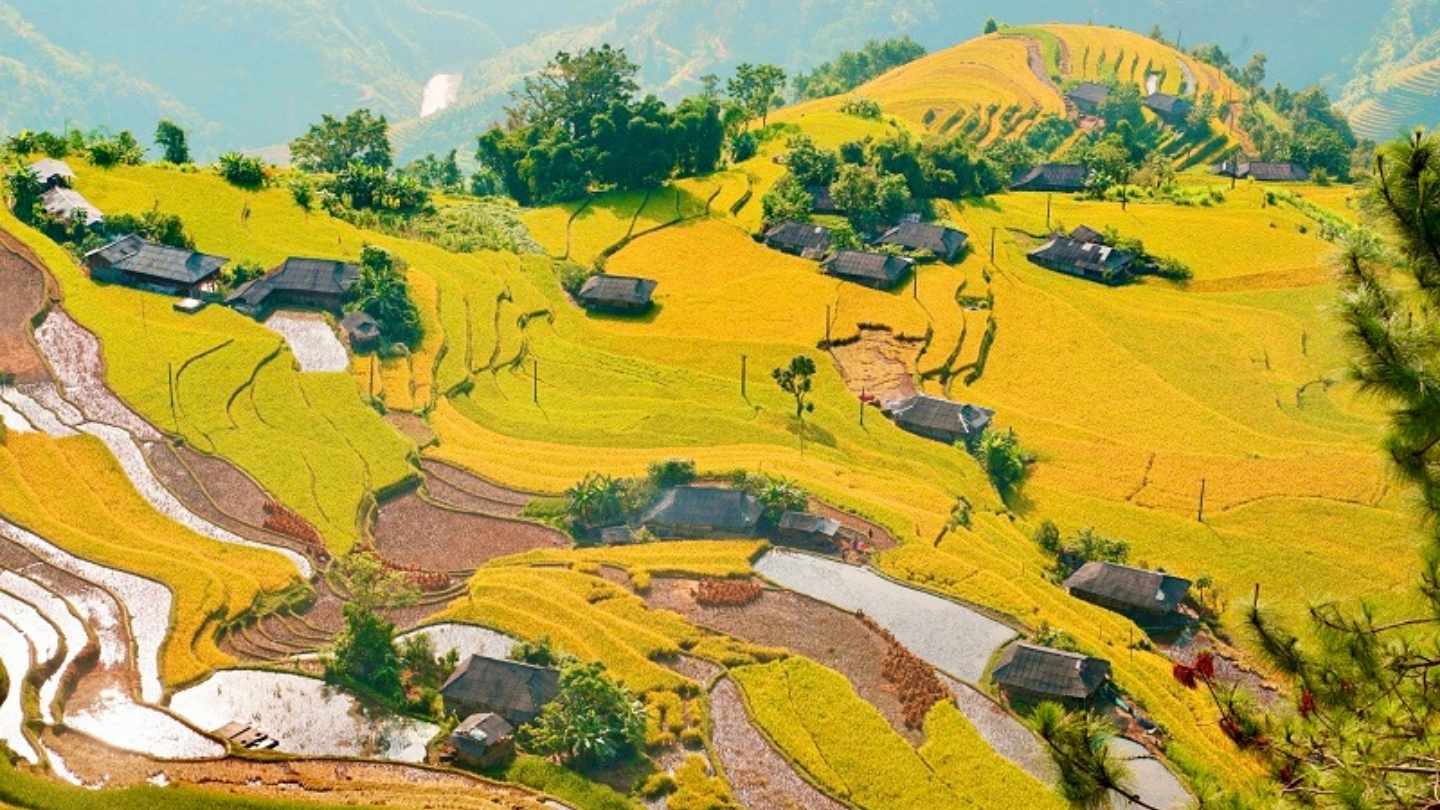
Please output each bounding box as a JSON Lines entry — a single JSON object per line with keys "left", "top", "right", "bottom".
{"left": 732, "top": 657, "right": 1067, "bottom": 810}
{"left": 492, "top": 541, "right": 764, "bottom": 579}
{"left": 350, "top": 267, "right": 443, "bottom": 412}
{"left": 0, "top": 434, "right": 297, "bottom": 687}
{"left": 1040, "top": 23, "right": 1239, "bottom": 99}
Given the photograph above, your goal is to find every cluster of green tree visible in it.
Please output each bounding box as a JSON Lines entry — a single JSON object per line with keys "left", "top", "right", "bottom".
{"left": 475, "top": 46, "right": 728, "bottom": 205}
{"left": 790, "top": 36, "right": 926, "bottom": 100}
{"left": 348, "top": 245, "right": 422, "bottom": 348}
{"left": 286, "top": 109, "right": 432, "bottom": 216}
{"left": 974, "top": 428, "right": 1028, "bottom": 500}
{"left": 762, "top": 130, "right": 1013, "bottom": 232}
{"left": 216, "top": 151, "right": 266, "bottom": 188}
{"left": 401, "top": 149, "right": 464, "bottom": 193}
{"left": 4, "top": 126, "right": 145, "bottom": 167}
{"left": 1032, "top": 520, "right": 1130, "bottom": 579}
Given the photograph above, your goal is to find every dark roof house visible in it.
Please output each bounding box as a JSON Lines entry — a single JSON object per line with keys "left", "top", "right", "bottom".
{"left": 993, "top": 643, "right": 1111, "bottom": 705}
{"left": 39, "top": 187, "right": 103, "bottom": 227}
{"left": 228, "top": 257, "right": 360, "bottom": 315}
{"left": 84, "top": 235, "right": 228, "bottom": 295}
{"left": 28, "top": 158, "right": 75, "bottom": 189}
{"left": 1066, "top": 82, "right": 1110, "bottom": 114}
{"left": 577, "top": 274, "right": 658, "bottom": 312}
{"left": 1010, "top": 163, "right": 1087, "bottom": 193}
{"left": 1143, "top": 92, "right": 1193, "bottom": 123}
{"left": 640, "top": 486, "right": 763, "bottom": 538}
{"left": 1211, "top": 159, "right": 1309, "bottom": 182}
{"left": 885, "top": 394, "right": 993, "bottom": 445}
{"left": 1069, "top": 224, "right": 1105, "bottom": 244}
{"left": 1027, "top": 237, "right": 1136, "bottom": 284}
{"left": 763, "top": 221, "right": 831, "bottom": 258}
{"left": 340, "top": 311, "right": 381, "bottom": 350}
{"left": 873, "top": 222, "right": 969, "bottom": 261}
{"left": 807, "top": 184, "right": 842, "bottom": 215}
{"left": 821, "top": 251, "right": 913, "bottom": 289}
{"left": 448, "top": 712, "right": 515, "bottom": 767}
{"left": 1064, "top": 561, "right": 1191, "bottom": 620}
{"left": 440, "top": 655, "right": 560, "bottom": 727}
{"left": 775, "top": 510, "right": 842, "bottom": 550}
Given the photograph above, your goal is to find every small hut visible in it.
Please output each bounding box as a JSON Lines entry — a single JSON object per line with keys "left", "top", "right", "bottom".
{"left": 1027, "top": 237, "right": 1136, "bottom": 284}
{"left": 1064, "top": 561, "right": 1191, "bottom": 625}
{"left": 28, "top": 158, "right": 76, "bottom": 190}
{"left": 1143, "top": 92, "right": 1193, "bottom": 124}
{"left": 449, "top": 712, "right": 515, "bottom": 768}
{"left": 577, "top": 274, "right": 657, "bottom": 313}
{"left": 806, "top": 184, "right": 842, "bottom": 215}
{"left": 640, "top": 486, "right": 763, "bottom": 538}
{"left": 227, "top": 256, "right": 360, "bottom": 316}
{"left": 885, "top": 394, "right": 993, "bottom": 446}
{"left": 1211, "top": 159, "right": 1309, "bottom": 182}
{"left": 440, "top": 655, "right": 560, "bottom": 726}
{"left": 1009, "top": 163, "right": 1087, "bottom": 193}
{"left": 821, "top": 250, "right": 913, "bottom": 289}
{"left": 39, "top": 187, "right": 103, "bottom": 228}
{"left": 872, "top": 222, "right": 968, "bottom": 261}
{"left": 84, "top": 235, "right": 228, "bottom": 297}
{"left": 341, "top": 311, "right": 381, "bottom": 351}
{"left": 1066, "top": 82, "right": 1110, "bottom": 115}
{"left": 775, "top": 510, "right": 842, "bottom": 551}
{"left": 992, "top": 643, "right": 1111, "bottom": 707}
{"left": 762, "top": 221, "right": 832, "bottom": 258}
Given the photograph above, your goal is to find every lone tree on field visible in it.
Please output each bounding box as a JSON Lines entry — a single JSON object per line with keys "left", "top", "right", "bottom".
{"left": 154, "top": 119, "right": 190, "bottom": 164}
{"left": 772, "top": 355, "right": 817, "bottom": 420}
{"left": 727, "top": 63, "right": 786, "bottom": 128}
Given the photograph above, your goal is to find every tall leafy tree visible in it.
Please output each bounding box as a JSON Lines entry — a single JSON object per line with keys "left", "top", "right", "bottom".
{"left": 727, "top": 63, "right": 787, "bottom": 128}
{"left": 521, "top": 661, "right": 645, "bottom": 765}
{"left": 154, "top": 120, "right": 190, "bottom": 164}
{"left": 591, "top": 96, "right": 676, "bottom": 189}
{"left": 350, "top": 245, "right": 421, "bottom": 347}
{"left": 671, "top": 96, "right": 725, "bottom": 176}
{"left": 290, "top": 109, "right": 392, "bottom": 173}
{"left": 772, "top": 355, "right": 817, "bottom": 420}
{"left": 509, "top": 45, "right": 639, "bottom": 139}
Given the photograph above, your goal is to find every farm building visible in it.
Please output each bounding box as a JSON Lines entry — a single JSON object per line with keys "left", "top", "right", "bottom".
{"left": 1066, "top": 82, "right": 1110, "bottom": 114}
{"left": 227, "top": 256, "right": 360, "bottom": 315}
{"left": 340, "top": 311, "right": 381, "bottom": 351}
{"left": 763, "top": 221, "right": 831, "bottom": 258}
{"left": 1143, "top": 92, "right": 1192, "bottom": 123}
{"left": 821, "top": 250, "right": 913, "bottom": 289}
{"left": 1064, "top": 561, "right": 1191, "bottom": 624}
{"left": 448, "top": 712, "right": 515, "bottom": 768}
{"left": 873, "top": 222, "right": 969, "bottom": 261}
{"left": 640, "top": 486, "right": 763, "bottom": 538}
{"left": 1069, "top": 224, "right": 1105, "bottom": 244}
{"left": 39, "top": 187, "right": 103, "bottom": 227}
{"left": 885, "top": 394, "right": 993, "bottom": 445}
{"left": 806, "top": 184, "right": 842, "bottom": 214}
{"left": 28, "top": 158, "right": 75, "bottom": 189}
{"left": 776, "top": 510, "right": 842, "bottom": 551}
{"left": 1210, "top": 159, "right": 1310, "bottom": 182}
{"left": 576, "top": 273, "right": 658, "bottom": 313}
{"left": 84, "top": 234, "right": 228, "bottom": 296}
{"left": 440, "top": 655, "right": 560, "bottom": 727}
{"left": 992, "top": 643, "right": 1111, "bottom": 707}
{"left": 1027, "top": 236, "right": 1136, "bottom": 284}
{"left": 1009, "top": 163, "right": 1087, "bottom": 192}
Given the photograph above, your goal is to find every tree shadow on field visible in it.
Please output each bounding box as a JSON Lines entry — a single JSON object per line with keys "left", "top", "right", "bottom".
{"left": 955, "top": 194, "right": 1002, "bottom": 212}
{"left": 785, "top": 417, "right": 837, "bottom": 449}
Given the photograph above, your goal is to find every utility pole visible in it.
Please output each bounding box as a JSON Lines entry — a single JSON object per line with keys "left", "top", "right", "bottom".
{"left": 368, "top": 355, "right": 375, "bottom": 398}
{"left": 824, "top": 304, "right": 831, "bottom": 344}
{"left": 740, "top": 354, "right": 747, "bottom": 398}
{"left": 1046, "top": 194, "right": 1052, "bottom": 230}
{"left": 859, "top": 394, "right": 865, "bottom": 426}
{"left": 1197, "top": 478, "right": 1207, "bottom": 522}
{"left": 167, "top": 362, "right": 174, "bottom": 411}
{"left": 990, "top": 226, "right": 996, "bottom": 262}
{"left": 532, "top": 359, "right": 538, "bottom": 404}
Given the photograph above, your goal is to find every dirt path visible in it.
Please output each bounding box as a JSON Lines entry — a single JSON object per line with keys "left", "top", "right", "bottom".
{"left": 709, "top": 676, "right": 846, "bottom": 810}
{"left": 1022, "top": 38, "right": 1060, "bottom": 93}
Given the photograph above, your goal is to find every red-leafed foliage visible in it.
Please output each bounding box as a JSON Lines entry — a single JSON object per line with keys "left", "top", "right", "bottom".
{"left": 1172, "top": 662, "right": 1198, "bottom": 688}
{"left": 859, "top": 614, "right": 947, "bottom": 729}
{"left": 1298, "top": 689, "right": 1316, "bottom": 718}
{"left": 376, "top": 557, "right": 450, "bottom": 592}
{"left": 1193, "top": 650, "right": 1216, "bottom": 681}
{"left": 695, "top": 578, "right": 763, "bottom": 607}
{"left": 262, "top": 499, "right": 324, "bottom": 548}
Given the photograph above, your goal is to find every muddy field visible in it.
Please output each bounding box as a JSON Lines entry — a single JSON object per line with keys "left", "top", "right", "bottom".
{"left": 420, "top": 458, "right": 537, "bottom": 517}
{"left": 0, "top": 230, "right": 53, "bottom": 383}
{"left": 709, "top": 677, "right": 846, "bottom": 810}
{"left": 371, "top": 490, "right": 564, "bottom": 571}
{"left": 829, "top": 328, "right": 920, "bottom": 405}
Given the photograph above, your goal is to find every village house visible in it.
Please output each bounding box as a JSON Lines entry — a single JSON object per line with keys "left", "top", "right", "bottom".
{"left": 884, "top": 394, "right": 993, "bottom": 446}
{"left": 762, "top": 221, "right": 832, "bottom": 258}
{"left": 873, "top": 221, "right": 969, "bottom": 261}
{"left": 806, "top": 184, "right": 842, "bottom": 215}
{"left": 992, "top": 643, "right": 1112, "bottom": 707}
{"left": 821, "top": 250, "right": 914, "bottom": 289}
{"left": 640, "top": 485, "right": 763, "bottom": 538}
{"left": 1066, "top": 82, "right": 1110, "bottom": 115}
{"left": 1143, "top": 92, "right": 1192, "bottom": 124}
{"left": 1064, "top": 561, "right": 1192, "bottom": 626}
{"left": 439, "top": 655, "right": 560, "bottom": 727}
{"left": 448, "top": 712, "right": 515, "bottom": 768}
{"left": 227, "top": 256, "right": 360, "bottom": 316}
{"left": 1210, "top": 159, "right": 1310, "bottom": 182}
{"left": 775, "top": 510, "right": 842, "bottom": 551}
{"left": 1009, "top": 163, "right": 1087, "bottom": 193}
{"left": 85, "top": 234, "right": 228, "bottom": 297}
{"left": 28, "top": 158, "right": 75, "bottom": 190}
{"left": 340, "top": 311, "right": 381, "bottom": 351}
{"left": 576, "top": 273, "right": 658, "bottom": 313}
{"left": 39, "top": 187, "right": 103, "bottom": 228}
{"left": 1027, "top": 235, "right": 1136, "bottom": 284}
{"left": 1068, "top": 224, "right": 1105, "bottom": 244}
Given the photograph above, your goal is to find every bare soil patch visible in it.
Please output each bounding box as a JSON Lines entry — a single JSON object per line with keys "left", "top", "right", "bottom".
{"left": 385, "top": 411, "right": 435, "bottom": 445}
{"left": 709, "top": 676, "right": 846, "bottom": 810}
{"left": 0, "top": 229, "right": 52, "bottom": 383}
{"left": 174, "top": 445, "right": 273, "bottom": 527}
{"left": 829, "top": 328, "right": 919, "bottom": 405}
{"left": 372, "top": 491, "right": 565, "bottom": 572}
{"left": 421, "top": 458, "right": 537, "bottom": 516}
{"left": 1164, "top": 630, "right": 1284, "bottom": 709}
{"left": 646, "top": 577, "right": 915, "bottom": 742}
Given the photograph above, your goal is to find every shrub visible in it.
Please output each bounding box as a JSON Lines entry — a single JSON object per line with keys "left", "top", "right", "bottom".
{"left": 640, "top": 772, "right": 677, "bottom": 798}
{"left": 647, "top": 458, "right": 698, "bottom": 488}
{"left": 289, "top": 177, "right": 315, "bottom": 210}
{"left": 557, "top": 262, "right": 594, "bottom": 295}
{"left": 519, "top": 661, "right": 646, "bottom": 766}
{"left": 667, "top": 754, "right": 739, "bottom": 810}
{"left": 216, "top": 151, "right": 267, "bottom": 188}
{"left": 104, "top": 210, "right": 194, "bottom": 249}
{"left": 839, "top": 97, "right": 883, "bottom": 119}
{"left": 510, "top": 635, "right": 574, "bottom": 668}
{"left": 87, "top": 131, "right": 144, "bottom": 167}
{"left": 731, "top": 472, "right": 807, "bottom": 524}
{"left": 563, "top": 472, "right": 631, "bottom": 531}
{"left": 974, "top": 428, "right": 1027, "bottom": 498}
{"left": 223, "top": 260, "right": 266, "bottom": 291}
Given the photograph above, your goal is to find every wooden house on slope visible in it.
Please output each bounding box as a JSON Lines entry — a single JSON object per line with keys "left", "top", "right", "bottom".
{"left": 1027, "top": 236, "right": 1136, "bottom": 284}
{"left": 992, "top": 643, "right": 1111, "bottom": 707}
{"left": 39, "top": 187, "right": 103, "bottom": 227}
{"left": 873, "top": 222, "right": 968, "bottom": 261}
{"left": 1066, "top": 82, "right": 1110, "bottom": 115}
{"left": 640, "top": 486, "right": 763, "bottom": 538}
{"left": 1211, "top": 159, "right": 1310, "bottom": 182}
{"left": 27, "top": 158, "right": 76, "bottom": 190}
{"left": 85, "top": 235, "right": 227, "bottom": 296}
{"left": 1009, "top": 163, "right": 1087, "bottom": 193}
{"left": 822, "top": 251, "right": 913, "bottom": 289}
{"left": 763, "top": 221, "right": 831, "bottom": 258}
{"left": 1064, "top": 561, "right": 1191, "bottom": 625}
{"left": 806, "top": 184, "right": 842, "bottom": 215}
{"left": 1143, "top": 92, "right": 1193, "bottom": 124}
{"left": 577, "top": 273, "right": 658, "bottom": 313}
{"left": 448, "top": 712, "right": 515, "bottom": 768}
{"left": 440, "top": 655, "right": 560, "bottom": 727}
{"left": 776, "top": 510, "right": 842, "bottom": 551}
{"left": 227, "top": 257, "right": 360, "bottom": 316}
{"left": 884, "top": 394, "right": 993, "bottom": 446}
{"left": 340, "top": 311, "right": 381, "bottom": 351}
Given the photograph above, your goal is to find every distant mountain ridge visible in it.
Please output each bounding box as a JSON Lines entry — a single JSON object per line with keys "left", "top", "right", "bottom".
{"left": 1340, "top": 0, "right": 1440, "bottom": 140}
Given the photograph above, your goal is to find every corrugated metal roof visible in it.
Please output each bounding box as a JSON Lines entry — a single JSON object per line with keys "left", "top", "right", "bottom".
{"left": 874, "top": 222, "right": 968, "bottom": 257}
{"left": 764, "top": 221, "right": 831, "bottom": 250}
{"left": 28, "top": 158, "right": 75, "bottom": 185}
{"left": 1027, "top": 237, "right": 1136, "bottom": 278}
{"left": 228, "top": 256, "right": 359, "bottom": 308}
{"left": 85, "top": 234, "right": 227, "bottom": 285}
{"left": 39, "top": 187, "right": 103, "bottom": 226}
{"left": 778, "top": 510, "right": 841, "bottom": 536}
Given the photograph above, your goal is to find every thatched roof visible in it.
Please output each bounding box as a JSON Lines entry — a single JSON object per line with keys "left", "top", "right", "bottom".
{"left": 1010, "top": 163, "right": 1087, "bottom": 192}
{"left": 1067, "top": 82, "right": 1110, "bottom": 107}
{"left": 85, "top": 234, "right": 227, "bottom": 285}
{"left": 640, "top": 486, "right": 762, "bottom": 534}
{"left": 578, "top": 274, "right": 657, "bottom": 308}
{"left": 822, "top": 250, "right": 912, "bottom": 287}
{"left": 874, "top": 222, "right": 968, "bottom": 259}
{"left": 1064, "top": 561, "right": 1191, "bottom": 615}
{"left": 993, "top": 643, "right": 1110, "bottom": 699}
{"left": 763, "top": 221, "right": 831, "bottom": 251}
{"left": 228, "top": 256, "right": 360, "bottom": 309}
{"left": 1143, "top": 92, "right": 1192, "bottom": 117}
{"left": 440, "top": 655, "right": 559, "bottom": 722}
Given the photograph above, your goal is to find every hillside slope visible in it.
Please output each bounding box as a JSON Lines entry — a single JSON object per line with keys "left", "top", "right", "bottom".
{"left": 1340, "top": 0, "right": 1440, "bottom": 140}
